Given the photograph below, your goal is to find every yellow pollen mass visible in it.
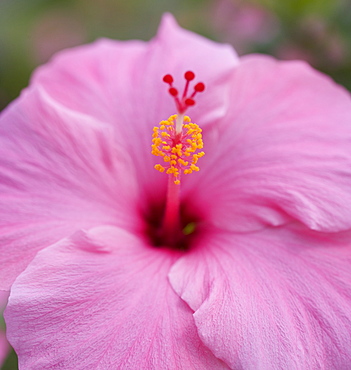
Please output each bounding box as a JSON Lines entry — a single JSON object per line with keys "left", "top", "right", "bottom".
{"left": 151, "top": 114, "right": 205, "bottom": 184}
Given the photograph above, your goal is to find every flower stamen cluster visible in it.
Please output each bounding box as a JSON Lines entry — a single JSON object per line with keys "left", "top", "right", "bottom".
{"left": 152, "top": 114, "right": 204, "bottom": 184}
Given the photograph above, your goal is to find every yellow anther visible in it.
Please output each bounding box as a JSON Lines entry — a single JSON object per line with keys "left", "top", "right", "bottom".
{"left": 166, "top": 167, "right": 179, "bottom": 175}
{"left": 178, "top": 159, "right": 189, "bottom": 166}
{"left": 153, "top": 138, "right": 162, "bottom": 145}
{"left": 152, "top": 114, "right": 205, "bottom": 184}
{"left": 154, "top": 164, "right": 165, "bottom": 173}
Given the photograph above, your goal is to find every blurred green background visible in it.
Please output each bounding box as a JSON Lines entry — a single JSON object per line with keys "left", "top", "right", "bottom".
{"left": 0, "top": 0, "right": 350, "bottom": 368}
{"left": 0, "top": 0, "right": 351, "bottom": 113}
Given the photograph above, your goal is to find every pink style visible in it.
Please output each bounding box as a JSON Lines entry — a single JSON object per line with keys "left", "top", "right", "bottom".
{"left": 1, "top": 13, "right": 351, "bottom": 369}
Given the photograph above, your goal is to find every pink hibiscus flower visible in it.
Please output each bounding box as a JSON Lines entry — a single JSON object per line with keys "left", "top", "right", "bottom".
{"left": 2, "top": 14, "right": 351, "bottom": 369}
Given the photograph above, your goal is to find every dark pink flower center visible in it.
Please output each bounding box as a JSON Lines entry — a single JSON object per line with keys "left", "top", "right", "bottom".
{"left": 143, "top": 197, "right": 203, "bottom": 251}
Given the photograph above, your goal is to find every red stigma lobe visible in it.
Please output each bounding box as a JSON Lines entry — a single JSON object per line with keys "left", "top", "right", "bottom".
{"left": 163, "top": 71, "right": 205, "bottom": 114}
{"left": 163, "top": 74, "right": 174, "bottom": 84}
{"left": 184, "top": 71, "right": 195, "bottom": 81}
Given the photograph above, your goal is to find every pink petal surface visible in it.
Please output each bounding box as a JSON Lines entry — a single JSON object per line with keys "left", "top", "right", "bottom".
{"left": 5, "top": 226, "right": 227, "bottom": 369}
{"left": 169, "top": 225, "right": 351, "bottom": 368}
{"left": 185, "top": 55, "right": 351, "bottom": 233}
{"left": 0, "top": 14, "right": 238, "bottom": 290}
{"left": 0, "top": 290, "right": 9, "bottom": 308}
{"left": 5, "top": 226, "right": 226, "bottom": 369}
{"left": 30, "top": 14, "right": 238, "bottom": 188}
{"left": 2, "top": 13, "right": 351, "bottom": 369}
{"left": 0, "top": 87, "right": 139, "bottom": 290}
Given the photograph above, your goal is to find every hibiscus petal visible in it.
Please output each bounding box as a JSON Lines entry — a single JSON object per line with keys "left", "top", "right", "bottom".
{"left": 31, "top": 14, "right": 238, "bottom": 127}
{"left": 153, "top": 14, "right": 239, "bottom": 127}
{"left": 188, "top": 55, "right": 351, "bottom": 232}
{"left": 0, "top": 87, "right": 139, "bottom": 290}
{"left": 28, "top": 14, "right": 238, "bottom": 188}
{"left": 5, "top": 226, "right": 227, "bottom": 369}
{"left": 169, "top": 225, "right": 351, "bottom": 368}
{"left": 0, "top": 15, "right": 240, "bottom": 290}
